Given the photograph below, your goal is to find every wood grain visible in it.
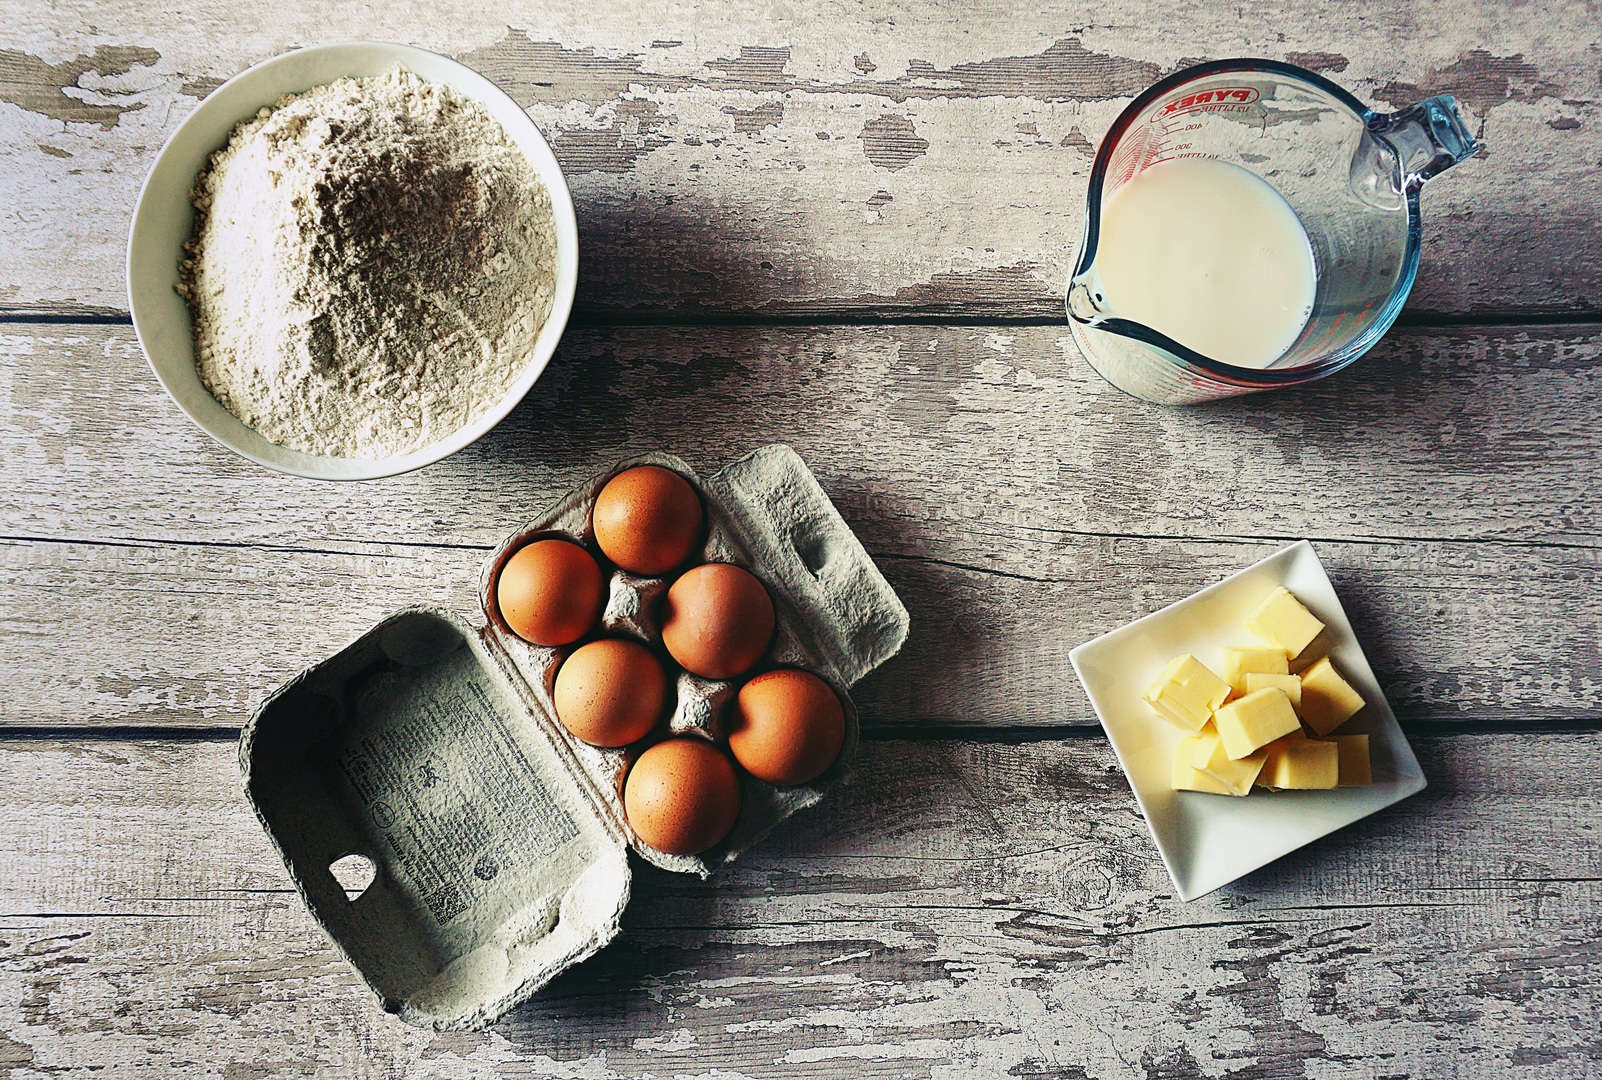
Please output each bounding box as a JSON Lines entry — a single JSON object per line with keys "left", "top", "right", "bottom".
{"left": 5, "top": 322, "right": 1599, "bottom": 551}
{"left": 4, "top": 320, "right": 1597, "bottom": 731}
{"left": 2, "top": 734, "right": 1598, "bottom": 1078}
{"left": 1, "top": 1, "right": 1598, "bottom": 319}
{"left": 3, "top": 532, "right": 1597, "bottom": 732}
{"left": 4, "top": 3, "right": 1599, "bottom": 1073}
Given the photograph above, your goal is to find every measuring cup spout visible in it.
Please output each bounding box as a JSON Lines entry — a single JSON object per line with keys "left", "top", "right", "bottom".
{"left": 1369, "top": 95, "right": 1481, "bottom": 190}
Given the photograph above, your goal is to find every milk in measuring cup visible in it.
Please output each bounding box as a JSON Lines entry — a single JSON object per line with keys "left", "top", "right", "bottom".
{"left": 1095, "top": 158, "right": 1316, "bottom": 369}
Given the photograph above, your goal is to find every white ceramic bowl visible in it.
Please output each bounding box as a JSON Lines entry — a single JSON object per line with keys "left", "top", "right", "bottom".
{"left": 127, "top": 42, "right": 579, "bottom": 480}
{"left": 1070, "top": 540, "right": 1426, "bottom": 902}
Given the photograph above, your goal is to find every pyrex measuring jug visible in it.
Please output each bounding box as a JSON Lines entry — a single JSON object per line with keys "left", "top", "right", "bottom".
{"left": 1067, "top": 59, "right": 1480, "bottom": 404}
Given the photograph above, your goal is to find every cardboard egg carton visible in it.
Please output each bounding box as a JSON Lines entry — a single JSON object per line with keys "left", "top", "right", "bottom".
{"left": 239, "top": 445, "right": 909, "bottom": 1029}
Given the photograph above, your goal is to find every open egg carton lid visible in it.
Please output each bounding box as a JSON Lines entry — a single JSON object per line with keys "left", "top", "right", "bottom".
{"left": 239, "top": 444, "right": 908, "bottom": 1029}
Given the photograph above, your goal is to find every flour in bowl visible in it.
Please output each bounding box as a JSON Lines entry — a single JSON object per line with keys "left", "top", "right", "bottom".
{"left": 177, "top": 69, "right": 557, "bottom": 459}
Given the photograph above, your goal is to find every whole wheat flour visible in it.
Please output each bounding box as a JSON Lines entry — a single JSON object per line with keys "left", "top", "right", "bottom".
{"left": 177, "top": 69, "right": 557, "bottom": 459}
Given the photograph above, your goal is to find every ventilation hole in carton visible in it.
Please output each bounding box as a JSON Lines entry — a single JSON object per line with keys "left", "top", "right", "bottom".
{"left": 795, "top": 536, "right": 829, "bottom": 577}
{"left": 329, "top": 853, "right": 377, "bottom": 900}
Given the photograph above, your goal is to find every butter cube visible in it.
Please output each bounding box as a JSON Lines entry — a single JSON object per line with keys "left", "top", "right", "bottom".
{"left": 1245, "top": 586, "right": 1326, "bottom": 658}
{"left": 1244, "top": 672, "right": 1303, "bottom": 712}
{"left": 1186, "top": 732, "right": 1267, "bottom": 796}
{"left": 1142, "top": 654, "right": 1230, "bottom": 732}
{"left": 1299, "top": 657, "right": 1366, "bottom": 736}
{"left": 1260, "top": 735, "right": 1339, "bottom": 789}
{"left": 1212, "top": 687, "right": 1302, "bottom": 759}
{"left": 1222, "top": 645, "right": 1289, "bottom": 696}
{"left": 1322, "top": 734, "right": 1372, "bottom": 786}
{"left": 1172, "top": 736, "right": 1234, "bottom": 794}
{"left": 1187, "top": 731, "right": 1218, "bottom": 770}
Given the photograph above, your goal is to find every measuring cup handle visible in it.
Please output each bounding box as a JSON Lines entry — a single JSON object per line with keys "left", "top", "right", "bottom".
{"left": 1369, "top": 95, "right": 1481, "bottom": 191}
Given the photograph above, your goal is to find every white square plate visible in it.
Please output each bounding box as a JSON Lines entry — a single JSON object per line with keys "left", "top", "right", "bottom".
{"left": 1068, "top": 540, "right": 1426, "bottom": 902}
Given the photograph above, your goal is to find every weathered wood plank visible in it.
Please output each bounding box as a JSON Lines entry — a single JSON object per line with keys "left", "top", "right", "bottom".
{"left": 2, "top": 533, "right": 1597, "bottom": 731}
{"left": 1, "top": 2, "right": 1598, "bottom": 319}
{"left": 4, "top": 322, "right": 1599, "bottom": 552}
{"left": 1, "top": 735, "right": 1598, "bottom": 1077}
{"left": 4, "top": 319, "right": 1597, "bottom": 729}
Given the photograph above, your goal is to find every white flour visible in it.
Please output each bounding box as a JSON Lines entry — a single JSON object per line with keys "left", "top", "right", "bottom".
{"left": 178, "top": 69, "right": 557, "bottom": 459}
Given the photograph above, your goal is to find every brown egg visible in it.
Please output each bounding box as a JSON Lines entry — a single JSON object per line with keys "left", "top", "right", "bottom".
{"left": 622, "top": 737, "right": 741, "bottom": 855}
{"left": 496, "top": 538, "right": 605, "bottom": 646}
{"left": 660, "top": 563, "right": 775, "bottom": 680}
{"left": 726, "top": 669, "right": 846, "bottom": 785}
{"left": 592, "top": 466, "right": 705, "bottom": 577}
{"left": 553, "top": 638, "right": 667, "bottom": 747}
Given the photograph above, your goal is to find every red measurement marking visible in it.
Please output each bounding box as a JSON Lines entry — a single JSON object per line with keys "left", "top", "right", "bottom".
{"left": 1307, "top": 312, "right": 1348, "bottom": 352}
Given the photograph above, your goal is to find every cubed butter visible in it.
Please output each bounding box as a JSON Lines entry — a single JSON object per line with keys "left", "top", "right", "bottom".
{"left": 1212, "top": 686, "right": 1302, "bottom": 759}
{"left": 1299, "top": 656, "right": 1366, "bottom": 736}
{"left": 1245, "top": 586, "right": 1326, "bottom": 658}
{"left": 1188, "top": 732, "right": 1268, "bottom": 796}
{"left": 1222, "top": 645, "right": 1289, "bottom": 695}
{"left": 1172, "top": 736, "right": 1234, "bottom": 794}
{"left": 1322, "top": 733, "right": 1372, "bottom": 786}
{"left": 1141, "top": 654, "right": 1230, "bottom": 732}
{"left": 1260, "top": 735, "right": 1339, "bottom": 789}
{"left": 1244, "top": 671, "right": 1303, "bottom": 712}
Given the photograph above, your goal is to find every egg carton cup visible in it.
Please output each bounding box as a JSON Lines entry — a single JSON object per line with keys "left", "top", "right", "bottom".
{"left": 239, "top": 444, "right": 909, "bottom": 1029}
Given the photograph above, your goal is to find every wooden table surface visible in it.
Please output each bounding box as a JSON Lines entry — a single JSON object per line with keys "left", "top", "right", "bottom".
{"left": 3, "top": 2, "right": 1600, "bottom": 1077}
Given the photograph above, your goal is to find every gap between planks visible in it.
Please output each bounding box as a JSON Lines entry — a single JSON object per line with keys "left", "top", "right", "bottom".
{"left": 6, "top": 307, "right": 1602, "bottom": 331}
{"left": 2, "top": 718, "right": 1598, "bottom": 744}
{"left": 3, "top": 528, "right": 1599, "bottom": 564}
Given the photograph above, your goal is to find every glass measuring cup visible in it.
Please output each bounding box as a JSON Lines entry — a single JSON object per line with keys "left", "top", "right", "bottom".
{"left": 1067, "top": 59, "right": 1480, "bottom": 404}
